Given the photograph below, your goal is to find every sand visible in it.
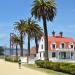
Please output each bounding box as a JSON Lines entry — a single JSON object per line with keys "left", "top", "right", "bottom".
{"left": 0, "top": 59, "right": 49, "bottom": 75}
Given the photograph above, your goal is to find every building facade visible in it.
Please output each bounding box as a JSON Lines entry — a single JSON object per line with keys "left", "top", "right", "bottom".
{"left": 37, "top": 32, "right": 75, "bottom": 62}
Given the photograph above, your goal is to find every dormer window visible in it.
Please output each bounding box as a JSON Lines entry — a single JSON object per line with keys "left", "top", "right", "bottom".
{"left": 69, "top": 43, "right": 74, "bottom": 49}
{"left": 70, "top": 45, "right": 73, "bottom": 48}
{"left": 51, "top": 43, "right": 56, "bottom": 49}
{"left": 60, "top": 42, "right": 65, "bottom": 48}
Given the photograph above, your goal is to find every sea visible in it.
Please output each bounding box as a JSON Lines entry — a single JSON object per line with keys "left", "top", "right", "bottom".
{"left": 4, "top": 48, "right": 28, "bottom": 56}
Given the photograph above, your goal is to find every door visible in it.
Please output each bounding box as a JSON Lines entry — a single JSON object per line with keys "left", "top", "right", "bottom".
{"left": 59, "top": 52, "right": 66, "bottom": 59}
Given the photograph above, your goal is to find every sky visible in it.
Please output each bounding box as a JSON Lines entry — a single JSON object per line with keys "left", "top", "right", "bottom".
{"left": 0, "top": 0, "right": 75, "bottom": 48}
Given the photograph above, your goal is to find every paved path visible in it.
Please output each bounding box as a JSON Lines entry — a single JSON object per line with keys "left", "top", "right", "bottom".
{"left": 0, "top": 59, "right": 49, "bottom": 75}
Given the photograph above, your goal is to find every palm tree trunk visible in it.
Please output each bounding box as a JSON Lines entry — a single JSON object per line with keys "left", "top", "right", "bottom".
{"left": 35, "top": 35, "right": 38, "bottom": 53}
{"left": 20, "top": 32, "right": 23, "bottom": 56}
{"left": 28, "top": 34, "right": 30, "bottom": 56}
{"left": 43, "top": 17, "right": 49, "bottom": 61}
{"left": 16, "top": 45, "right": 18, "bottom": 59}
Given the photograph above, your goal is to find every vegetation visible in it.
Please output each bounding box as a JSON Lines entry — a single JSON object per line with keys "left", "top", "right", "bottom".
{"left": 31, "top": 0, "right": 56, "bottom": 60}
{"left": 35, "top": 60, "right": 75, "bottom": 75}
{"left": 14, "top": 18, "right": 43, "bottom": 57}
{"left": 12, "top": 0, "right": 56, "bottom": 61}
{"left": 5, "top": 56, "right": 18, "bottom": 62}
{"left": 0, "top": 46, "right": 4, "bottom": 55}
{"left": 25, "top": 18, "right": 43, "bottom": 55}
{"left": 14, "top": 20, "right": 27, "bottom": 56}
{"left": 24, "top": 64, "right": 70, "bottom": 75}
{"left": 12, "top": 34, "right": 20, "bottom": 59}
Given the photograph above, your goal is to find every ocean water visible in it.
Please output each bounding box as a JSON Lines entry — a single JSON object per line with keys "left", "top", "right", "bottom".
{"left": 4, "top": 49, "right": 28, "bottom": 56}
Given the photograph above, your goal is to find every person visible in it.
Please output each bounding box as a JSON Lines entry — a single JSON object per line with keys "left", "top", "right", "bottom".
{"left": 18, "top": 57, "right": 21, "bottom": 69}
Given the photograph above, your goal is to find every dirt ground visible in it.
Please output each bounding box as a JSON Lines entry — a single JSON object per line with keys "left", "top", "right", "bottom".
{"left": 0, "top": 59, "right": 49, "bottom": 75}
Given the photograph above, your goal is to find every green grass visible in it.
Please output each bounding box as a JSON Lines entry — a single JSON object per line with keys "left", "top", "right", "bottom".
{"left": 23, "top": 64, "right": 71, "bottom": 75}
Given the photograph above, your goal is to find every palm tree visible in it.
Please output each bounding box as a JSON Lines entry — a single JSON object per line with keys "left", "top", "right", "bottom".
{"left": 26, "top": 18, "right": 43, "bottom": 56}
{"left": 31, "top": 0, "right": 56, "bottom": 60}
{"left": 33, "top": 23, "right": 43, "bottom": 53}
{"left": 14, "top": 20, "right": 26, "bottom": 56}
{"left": 12, "top": 34, "right": 20, "bottom": 59}
{"left": 34, "top": 30, "right": 43, "bottom": 53}
{"left": 25, "top": 18, "right": 34, "bottom": 56}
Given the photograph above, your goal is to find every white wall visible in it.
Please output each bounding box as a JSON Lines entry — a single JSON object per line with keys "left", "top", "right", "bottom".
{"left": 20, "top": 57, "right": 27, "bottom": 64}
{"left": 38, "top": 36, "right": 45, "bottom": 52}
{"left": 36, "top": 52, "right": 45, "bottom": 60}
{"left": 37, "top": 36, "right": 45, "bottom": 60}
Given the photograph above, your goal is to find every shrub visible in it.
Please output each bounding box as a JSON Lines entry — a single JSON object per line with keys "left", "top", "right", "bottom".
{"left": 69, "top": 64, "right": 75, "bottom": 75}
{"left": 35, "top": 60, "right": 75, "bottom": 75}
{"left": 5, "top": 56, "right": 18, "bottom": 62}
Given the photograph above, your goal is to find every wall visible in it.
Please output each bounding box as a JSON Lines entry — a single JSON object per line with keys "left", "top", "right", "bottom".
{"left": 38, "top": 37, "right": 45, "bottom": 52}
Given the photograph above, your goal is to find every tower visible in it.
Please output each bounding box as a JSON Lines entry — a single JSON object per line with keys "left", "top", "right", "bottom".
{"left": 10, "top": 33, "right": 14, "bottom": 56}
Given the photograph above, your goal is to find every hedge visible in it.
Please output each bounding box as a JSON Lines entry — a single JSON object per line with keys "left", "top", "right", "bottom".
{"left": 5, "top": 56, "right": 18, "bottom": 62}
{"left": 35, "top": 60, "right": 75, "bottom": 75}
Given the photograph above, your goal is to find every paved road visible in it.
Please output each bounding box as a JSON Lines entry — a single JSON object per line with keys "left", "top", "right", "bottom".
{"left": 0, "top": 59, "right": 48, "bottom": 75}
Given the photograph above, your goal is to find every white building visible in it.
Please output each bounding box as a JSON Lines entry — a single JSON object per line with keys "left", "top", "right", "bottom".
{"left": 37, "top": 32, "right": 75, "bottom": 62}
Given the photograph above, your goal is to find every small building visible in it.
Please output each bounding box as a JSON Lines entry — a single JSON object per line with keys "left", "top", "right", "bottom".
{"left": 37, "top": 32, "right": 75, "bottom": 62}
{"left": 30, "top": 46, "right": 36, "bottom": 57}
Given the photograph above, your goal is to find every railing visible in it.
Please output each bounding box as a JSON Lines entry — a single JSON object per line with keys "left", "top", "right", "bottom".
{"left": 49, "top": 58, "right": 75, "bottom": 63}
{"left": 55, "top": 48, "right": 74, "bottom": 51}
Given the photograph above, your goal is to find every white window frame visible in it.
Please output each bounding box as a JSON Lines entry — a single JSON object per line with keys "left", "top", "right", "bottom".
{"left": 51, "top": 42, "right": 56, "bottom": 49}
{"left": 60, "top": 42, "right": 65, "bottom": 48}
{"left": 52, "top": 52, "right": 56, "bottom": 58}
{"left": 69, "top": 43, "right": 74, "bottom": 49}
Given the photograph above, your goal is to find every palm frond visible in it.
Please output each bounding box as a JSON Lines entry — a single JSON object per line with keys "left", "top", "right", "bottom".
{"left": 31, "top": 0, "right": 56, "bottom": 21}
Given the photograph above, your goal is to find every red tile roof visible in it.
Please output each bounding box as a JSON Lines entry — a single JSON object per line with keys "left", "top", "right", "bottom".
{"left": 48, "top": 36, "right": 75, "bottom": 42}
{"left": 48, "top": 35, "right": 75, "bottom": 51}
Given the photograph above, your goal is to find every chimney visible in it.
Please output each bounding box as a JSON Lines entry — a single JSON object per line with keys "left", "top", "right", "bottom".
{"left": 59, "top": 32, "right": 63, "bottom": 37}
{"left": 52, "top": 30, "right": 55, "bottom": 37}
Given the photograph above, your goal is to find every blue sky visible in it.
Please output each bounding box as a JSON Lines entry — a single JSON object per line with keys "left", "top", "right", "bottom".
{"left": 0, "top": 0, "right": 75, "bottom": 48}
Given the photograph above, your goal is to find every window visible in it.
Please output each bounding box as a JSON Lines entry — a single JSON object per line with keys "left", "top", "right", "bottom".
{"left": 70, "top": 45, "right": 73, "bottom": 48}
{"left": 51, "top": 43, "right": 56, "bottom": 49}
{"left": 40, "top": 53, "right": 41, "bottom": 57}
{"left": 61, "top": 43, "right": 65, "bottom": 48}
{"left": 41, "top": 45, "right": 43, "bottom": 49}
{"left": 71, "top": 52, "right": 73, "bottom": 56}
{"left": 69, "top": 43, "right": 74, "bottom": 49}
{"left": 52, "top": 52, "right": 56, "bottom": 57}
{"left": 52, "top": 44, "right": 56, "bottom": 49}
{"left": 43, "top": 52, "right": 45, "bottom": 57}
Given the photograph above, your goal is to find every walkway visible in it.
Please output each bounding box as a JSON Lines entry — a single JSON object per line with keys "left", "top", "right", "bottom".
{"left": 0, "top": 59, "right": 48, "bottom": 75}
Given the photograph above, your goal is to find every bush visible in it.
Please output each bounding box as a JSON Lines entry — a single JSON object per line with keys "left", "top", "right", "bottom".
{"left": 5, "top": 56, "right": 18, "bottom": 62}
{"left": 69, "top": 64, "right": 75, "bottom": 75}
{"left": 35, "top": 60, "right": 75, "bottom": 75}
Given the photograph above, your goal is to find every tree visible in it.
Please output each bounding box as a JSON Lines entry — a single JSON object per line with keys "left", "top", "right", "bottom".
{"left": 21, "top": 18, "right": 33, "bottom": 64}
{"left": 31, "top": 0, "right": 56, "bottom": 60}
{"left": 33, "top": 23, "right": 43, "bottom": 53}
{"left": 14, "top": 20, "right": 26, "bottom": 56}
{"left": 12, "top": 34, "right": 20, "bottom": 59}
{"left": 25, "top": 18, "right": 34, "bottom": 56}
{"left": 26, "top": 18, "right": 43, "bottom": 56}
{"left": 0, "top": 46, "right": 4, "bottom": 55}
